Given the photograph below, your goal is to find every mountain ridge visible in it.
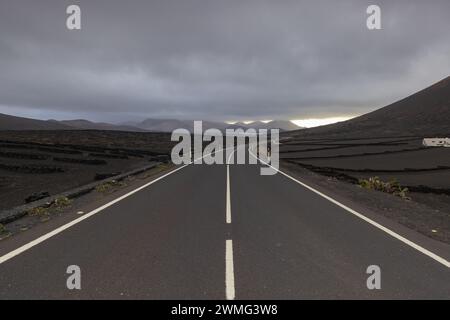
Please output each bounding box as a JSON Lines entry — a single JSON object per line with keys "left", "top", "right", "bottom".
{"left": 288, "top": 76, "right": 450, "bottom": 138}
{"left": 0, "top": 113, "right": 301, "bottom": 132}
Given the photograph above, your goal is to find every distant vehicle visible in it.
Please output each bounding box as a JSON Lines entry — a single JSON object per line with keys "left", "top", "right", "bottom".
{"left": 422, "top": 138, "right": 450, "bottom": 147}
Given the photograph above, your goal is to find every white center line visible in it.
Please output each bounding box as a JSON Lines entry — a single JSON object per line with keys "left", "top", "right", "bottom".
{"left": 226, "top": 148, "right": 236, "bottom": 224}
{"left": 0, "top": 146, "right": 236, "bottom": 266}
{"left": 225, "top": 239, "right": 236, "bottom": 300}
{"left": 248, "top": 146, "right": 450, "bottom": 269}
{"left": 226, "top": 165, "right": 232, "bottom": 224}
{"left": 225, "top": 147, "right": 237, "bottom": 299}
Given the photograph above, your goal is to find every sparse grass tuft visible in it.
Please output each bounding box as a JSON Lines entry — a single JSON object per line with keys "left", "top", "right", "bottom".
{"left": 157, "top": 163, "right": 173, "bottom": 171}
{"left": 140, "top": 163, "right": 173, "bottom": 180}
{"left": 0, "top": 223, "right": 11, "bottom": 239}
{"left": 53, "top": 196, "right": 72, "bottom": 210}
{"left": 359, "top": 176, "right": 410, "bottom": 199}
{"left": 28, "top": 206, "right": 49, "bottom": 217}
{"left": 27, "top": 196, "right": 72, "bottom": 219}
{"left": 95, "top": 180, "right": 124, "bottom": 193}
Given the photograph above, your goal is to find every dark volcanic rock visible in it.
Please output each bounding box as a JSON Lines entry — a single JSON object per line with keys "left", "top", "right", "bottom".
{"left": 25, "top": 191, "right": 50, "bottom": 203}
{"left": 94, "top": 172, "right": 121, "bottom": 180}
{"left": 153, "top": 155, "right": 170, "bottom": 163}
{"left": 53, "top": 157, "right": 107, "bottom": 165}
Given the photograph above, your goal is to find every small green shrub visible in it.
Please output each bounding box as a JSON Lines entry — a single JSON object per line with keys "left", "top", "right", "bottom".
{"left": 28, "top": 206, "right": 49, "bottom": 217}
{"left": 95, "top": 180, "right": 124, "bottom": 193}
{"left": 0, "top": 223, "right": 11, "bottom": 239}
{"left": 157, "top": 163, "right": 171, "bottom": 170}
{"left": 26, "top": 196, "right": 72, "bottom": 222}
{"left": 359, "top": 176, "right": 410, "bottom": 199}
{"left": 53, "top": 196, "right": 72, "bottom": 209}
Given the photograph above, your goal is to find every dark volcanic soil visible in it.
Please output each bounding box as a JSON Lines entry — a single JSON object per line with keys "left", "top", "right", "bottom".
{"left": 0, "top": 130, "right": 174, "bottom": 153}
{"left": 281, "top": 161, "right": 450, "bottom": 244}
{"left": 279, "top": 135, "right": 450, "bottom": 243}
{"left": 0, "top": 130, "right": 175, "bottom": 211}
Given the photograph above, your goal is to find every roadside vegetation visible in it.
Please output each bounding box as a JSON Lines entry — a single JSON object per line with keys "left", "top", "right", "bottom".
{"left": 27, "top": 206, "right": 50, "bottom": 217}
{"left": 53, "top": 196, "right": 73, "bottom": 210}
{"left": 95, "top": 180, "right": 125, "bottom": 193}
{"left": 0, "top": 223, "right": 7, "bottom": 234}
{"left": 0, "top": 223, "right": 11, "bottom": 239}
{"left": 359, "top": 176, "right": 410, "bottom": 199}
{"left": 27, "top": 196, "right": 73, "bottom": 221}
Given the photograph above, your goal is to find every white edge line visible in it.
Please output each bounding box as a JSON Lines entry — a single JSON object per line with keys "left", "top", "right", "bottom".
{"left": 0, "top": 148, "right": 239, "bottom": 264}
{"left": 0, "top": 147, "right": 237, "bottom": 265}
{"left": 225, "top": 239, "right": 236, "bottom": 300}
{"left": 248, "top": 146, "right": 450, "bottom": 268}
{"left": 0, "top": 164, "right": 189, "bottom": 265}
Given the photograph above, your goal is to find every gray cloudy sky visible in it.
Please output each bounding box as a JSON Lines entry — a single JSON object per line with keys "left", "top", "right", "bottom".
{"left": 0, "top": 0, "right": 449, "bottom": 123}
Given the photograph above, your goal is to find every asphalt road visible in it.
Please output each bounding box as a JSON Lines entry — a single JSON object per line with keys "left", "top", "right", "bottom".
{"left": 0, "top": 145, "right": 449, "bottom": 299}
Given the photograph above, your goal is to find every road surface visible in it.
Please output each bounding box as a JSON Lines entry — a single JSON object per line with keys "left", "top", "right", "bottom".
{"left": 0, "top": 144, "right": 449, "bottom": 299}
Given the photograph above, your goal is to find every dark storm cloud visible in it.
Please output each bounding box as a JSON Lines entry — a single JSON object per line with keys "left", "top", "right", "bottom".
{"left": 0, "top": 0, "right": 449, "bottom": 122}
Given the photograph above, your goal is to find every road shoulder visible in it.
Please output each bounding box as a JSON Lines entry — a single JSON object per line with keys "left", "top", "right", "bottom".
{"left": 0, "top": 163, "right": 178, "bottom": 255}
{"left": 280, "top": 160, "right": 450, "bottom": 260}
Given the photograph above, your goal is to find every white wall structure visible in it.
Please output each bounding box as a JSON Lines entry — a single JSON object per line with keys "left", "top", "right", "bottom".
{"left": 422, "top": 138, "right": 450, "bottom": 147}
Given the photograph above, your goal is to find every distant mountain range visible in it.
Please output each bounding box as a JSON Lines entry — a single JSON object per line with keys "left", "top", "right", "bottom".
{"left": 288, "top": 76, "right": 450, "bottom": 138}
{"left": 0, "top": 113, "right": 72, "bottom": 131}
{"left": 5, "top": 75, "right": 448, "bottom": 136}
{"left": 0, "top": 114, "right": 148, "bottom": 132}
{"left": 123, "top": 119, "right": 301, "bottom": 132}
{"left": 0, "top": 113, "right": 301, "bottom": 132}
{"left": 57, "top": 119, "right": 147, "bottom": 132}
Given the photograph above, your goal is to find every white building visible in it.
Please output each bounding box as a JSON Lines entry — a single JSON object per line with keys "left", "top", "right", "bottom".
{"left": 422, "top": 138, "right": 450, "bottom": 147}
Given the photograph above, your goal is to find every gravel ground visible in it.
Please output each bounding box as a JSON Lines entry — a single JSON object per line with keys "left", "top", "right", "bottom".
{"left": 281, "top": 161, "right": 450, "bottom": 244}
{"left": 0, "top": 130, "right": 174, "bottom": 211}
